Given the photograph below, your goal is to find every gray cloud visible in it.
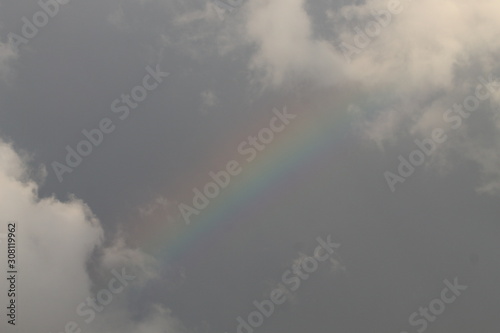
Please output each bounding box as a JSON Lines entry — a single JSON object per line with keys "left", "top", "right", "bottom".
{"left": 1, "top": 0, "right": 500, "bottom": 332}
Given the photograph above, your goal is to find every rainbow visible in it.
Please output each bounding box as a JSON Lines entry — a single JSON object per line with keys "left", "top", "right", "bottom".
{"left": 134, "top": 90, "right": 357, "bottom": 264}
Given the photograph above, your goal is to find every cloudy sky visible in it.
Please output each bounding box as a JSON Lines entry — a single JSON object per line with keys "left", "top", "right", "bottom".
{"left": 0, "top": 0, "right": 499, "bottom": 332}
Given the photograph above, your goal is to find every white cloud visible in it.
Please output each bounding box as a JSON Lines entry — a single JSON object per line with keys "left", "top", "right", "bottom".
{"left": 0, "top": 139, "right": 184, "bottom": 333}
{"left": 337, "top": 0, "right": 500, "bottom": 92}
{"left": 329, "top": 0, "right": 500, "bottom": 193}
{"left": 245, "top": 0, "right": 345, "bottom": 87}
{"left": 0, "top": 139, "right": 103, "bottom": 332}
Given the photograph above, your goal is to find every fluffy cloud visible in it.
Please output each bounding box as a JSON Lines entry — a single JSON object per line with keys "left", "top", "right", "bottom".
{"left": 0, "top": 139, "right": 183, "bottom": 333}
{"left": 336, "top": 0, "right": 500, "bottom": 91}
{"left": 245, "top": 0, "right": 345, "bottom": 87}
{"left": 0, "top": 139, "right": 103, "bottom": 332}
{"left": 330, "top": 0, "right": 500, "bottom": 193}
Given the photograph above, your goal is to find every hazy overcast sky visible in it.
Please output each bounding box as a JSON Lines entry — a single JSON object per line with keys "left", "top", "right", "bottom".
{"left": 0, "top": 0, "right": 499, "bottom": 333}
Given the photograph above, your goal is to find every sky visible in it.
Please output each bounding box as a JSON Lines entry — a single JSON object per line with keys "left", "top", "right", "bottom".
{"left": 0, "top": 0, "right": 499, "bottom": 332}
